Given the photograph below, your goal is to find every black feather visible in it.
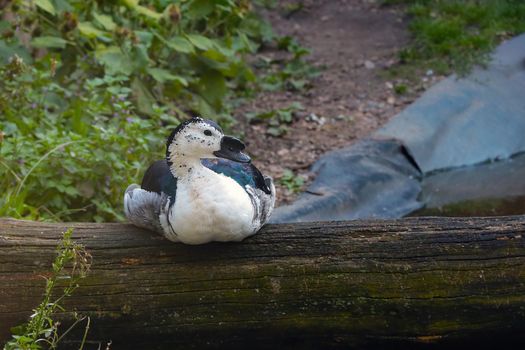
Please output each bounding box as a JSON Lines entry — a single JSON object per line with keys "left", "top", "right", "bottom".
{"left": 141, "top": 160, "right": 178, "bottom": 199}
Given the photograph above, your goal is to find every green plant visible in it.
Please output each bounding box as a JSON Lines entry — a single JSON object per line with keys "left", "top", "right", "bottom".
{"left": 1, "top": 0, "right": 274, "bottom": 120}
{"left": 246, "top": 102, "right": 303, "bottom": 136}
{"left": 394, "top": 83, "right": 407, "bottom": 95}
{"left": 0, "top": 56, "right": 169, "bottom": 221}
{"left": 384, "top": 0, "right": 525, "bottom": 74}
{"left": 279, "top": 169, "right": 304, "bottom": 193}
{"left": 257, "top": 36, "right": 319, "bottom": 92}
{"left": 0, "top": 0, "right": 308, "bottom": 222}
{"left": 4, "top": 228, "right": 92, "bottom": 350}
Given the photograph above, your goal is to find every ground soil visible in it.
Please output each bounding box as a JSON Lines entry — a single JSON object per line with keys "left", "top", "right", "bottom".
{"left": 236, "top": 0, "right": 440, "bottom": 205}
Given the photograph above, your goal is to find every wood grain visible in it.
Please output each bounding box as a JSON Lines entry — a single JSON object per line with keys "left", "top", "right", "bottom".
{"left": 1, "top": 217, "right": 525, "bottom": 349}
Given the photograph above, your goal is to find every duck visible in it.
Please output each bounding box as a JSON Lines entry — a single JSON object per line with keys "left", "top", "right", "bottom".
{"left": 124, "top": 117, "right": 276, "bottom": 245}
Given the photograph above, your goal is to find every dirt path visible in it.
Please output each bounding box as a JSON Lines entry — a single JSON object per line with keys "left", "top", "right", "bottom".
{"left": 236, "top": 0, "right": 428, "bottom": 204}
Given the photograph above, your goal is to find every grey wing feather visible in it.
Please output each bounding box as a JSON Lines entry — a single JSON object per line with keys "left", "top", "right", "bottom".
{"left": 246, "top": 176, "right": 276, "bottom": 231}
{"left": 124, "top": 184, "right": 169, "bottom": 234}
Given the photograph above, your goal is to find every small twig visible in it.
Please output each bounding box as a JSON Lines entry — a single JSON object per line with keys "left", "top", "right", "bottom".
{"left": 305, "top": 190, "right": 325, "bottom": 196}
{"left": 39, "top": 205, "right": 62, "bottom": 221}
{"left": 78, "top": 317, "right": 91, "bottom": 350}
{"left": 54, "top": 315, "right": 87, "bottom": 345}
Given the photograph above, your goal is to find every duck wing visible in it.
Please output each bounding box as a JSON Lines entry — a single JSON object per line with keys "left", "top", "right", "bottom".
{"left": 141, "top": 160, "right": 178, "bottom": 199}
{"left": 124, "top": 160, "right": 178, "bottom": 238}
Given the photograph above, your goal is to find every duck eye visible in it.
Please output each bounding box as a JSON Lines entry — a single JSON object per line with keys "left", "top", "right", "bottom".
{"left": 204, "top": 130, "right": 212, "bottom": 136}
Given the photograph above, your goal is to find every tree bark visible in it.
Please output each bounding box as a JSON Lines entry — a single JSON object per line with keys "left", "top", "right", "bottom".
{"left": 1, "top": 217, "right": 525, "bottom": 349}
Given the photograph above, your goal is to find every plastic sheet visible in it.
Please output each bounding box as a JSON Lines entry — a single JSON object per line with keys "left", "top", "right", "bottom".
{"left": 375, "top": 35, "right": 525, "bottom": 174}
{"left": 270, "top": 138, "right": 422, "bottom": 223}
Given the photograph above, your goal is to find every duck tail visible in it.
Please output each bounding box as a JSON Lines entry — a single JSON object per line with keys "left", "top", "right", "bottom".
{"left": 124, "top": 185, "right": 165, "bottom": 234}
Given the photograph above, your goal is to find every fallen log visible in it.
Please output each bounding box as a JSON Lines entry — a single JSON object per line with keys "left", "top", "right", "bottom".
{"left": 1, "top": 217, "right": 525, "bottom": 349}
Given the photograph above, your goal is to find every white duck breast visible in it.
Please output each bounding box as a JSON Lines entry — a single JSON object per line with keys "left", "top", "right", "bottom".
{"left": 167, "top": 167, "right": 256, "bottom": 244}
{"left": 124, "top": 117, "right": 275, "bottom": 245}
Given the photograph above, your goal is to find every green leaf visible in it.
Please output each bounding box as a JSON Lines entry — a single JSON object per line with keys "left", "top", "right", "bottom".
{"left": 31, "top": 36, "right": 68, "bottom": 49}
{"left": 193, "top": 94, "right": 216, "bottom": 117}
{"left": 212, "top": 40, "right": 234, "bottom": 57}
{"left": 267, "top": 125, "right": 287, "bottom": 137}
{"left": 93, "top": 13, "right": 116, "bottom": 31}
{"left": 147, "top": 67, "right": 188, "bottom": 86}
{"left": 95, "top": 47, "right": 133, "bottom": 75}
{"left": 239, "top": 33, "right": 259, "bottom": 53}
{"left": 289, "top": 101, "right": 304, "bottom": 110}
{"left": 53, "top": 0, "right": 73, "bottom": 12}
{"left": 198, "top": 70, "right": 226, "bottom": 108}
{"left": 188, "top": 0, "right": 215, "bottom": 19}
{"left": 278, "top": 110, "right": 292, "bottom": 123}
{"left": 131, "top": 78, "right": 155, "bottom": 115}
{"left": 135, "top": 31, "right": 153, "bottom": 48}
{"left": 202, "top": 49, "right": 227, "bottom": 62}
{"left": 9, "top": 324, "right": 27, "bottom": 336}
{"left": 66, "top": 186, "right": 79, "bottom": 196}
{"left": 123, "top": 0, "right": 162, "bottom": 20}
{"left": 167, "top": 36, "right": 194, "bottom": 54}
{"left": 131, "top": 44, "right": 150, "bottom": 70}
{"left": 248, "top": 110, "right": 276, "bottom": 121}
{"left": 0, "top": 20, "right": 11, "bottom": 32}
{"left": 0, "top": 40, "right": 32, "bottom": 62}
{"left": 186, "top": 34, "right": 214, "bottom": 51}
{"left": 78, "top": 22, "right": 107, "bottom": 39}
{"left": 35, "top": 0, "right": 56, "bottom": 15}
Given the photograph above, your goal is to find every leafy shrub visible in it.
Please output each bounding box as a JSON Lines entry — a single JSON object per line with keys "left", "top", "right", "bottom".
{"left": 0, "top": 57, "right": 168, "bottom": 221}
{"left": 1, "top": 0, "right": 272, "bottom": 120}
{"left": 0, "top": 0, "right": 274, "bottom": 221}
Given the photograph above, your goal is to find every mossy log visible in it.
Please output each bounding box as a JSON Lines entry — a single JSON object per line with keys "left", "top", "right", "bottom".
{"left": 1, "top": 217, "right": 525, "bottom": 349}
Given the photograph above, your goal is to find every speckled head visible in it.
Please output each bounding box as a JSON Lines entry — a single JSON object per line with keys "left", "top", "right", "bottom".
{"left": 166, "top": 117, "right": 250, "bottom": 166}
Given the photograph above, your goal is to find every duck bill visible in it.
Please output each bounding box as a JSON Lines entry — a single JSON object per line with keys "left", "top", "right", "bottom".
{"left": 213, "top": 136, "right": 251, "bottom": 163}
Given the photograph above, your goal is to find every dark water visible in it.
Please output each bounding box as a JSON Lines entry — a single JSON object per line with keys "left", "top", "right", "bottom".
{"left": 410, "top": 153, "right": 525, "bottom": 217}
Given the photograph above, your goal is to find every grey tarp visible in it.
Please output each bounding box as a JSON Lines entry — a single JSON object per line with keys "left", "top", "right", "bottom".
{"left": 270, "top": 139, "right": 422, "bottom": 223}
{"left": 375, "top": 34, "right": 525, "bottom": 174}
{"left": 271, "top": 34, "right": 525, "bottom": 223}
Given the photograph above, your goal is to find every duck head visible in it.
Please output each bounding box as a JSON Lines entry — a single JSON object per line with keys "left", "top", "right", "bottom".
{"left": 166, "top": 117, "right": 250, "bottom": 166}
